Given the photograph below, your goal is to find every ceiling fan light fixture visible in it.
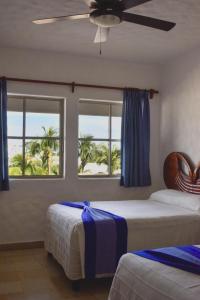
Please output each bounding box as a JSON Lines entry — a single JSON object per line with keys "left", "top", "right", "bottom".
{"left": 90, "top": 11, "right": 121, "bottom": 28}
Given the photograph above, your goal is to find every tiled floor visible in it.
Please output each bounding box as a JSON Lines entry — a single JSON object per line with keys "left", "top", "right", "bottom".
{"left": 0, "top": 248, "right": 112, "bottom": 300}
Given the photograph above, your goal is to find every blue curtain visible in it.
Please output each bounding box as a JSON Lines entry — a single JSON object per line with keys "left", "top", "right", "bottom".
{"left": 0, "top": 78, "right": 9, "bottom": 191}
{"left": 120, "top": 89, "right": 151, "bottom": 187}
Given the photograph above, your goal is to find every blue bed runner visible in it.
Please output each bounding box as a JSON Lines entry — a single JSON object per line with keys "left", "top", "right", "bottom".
{"left": 133, "top": 246, "right": 200, "bottom": 275}
{"left": 60, "top": 201, "right": 128, "bottom": 279}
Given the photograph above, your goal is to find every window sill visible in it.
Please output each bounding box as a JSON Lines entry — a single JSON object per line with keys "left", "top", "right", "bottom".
{"left": 9, "top": 176, "right": 65, "bottom": 181}
{"left": 78, "top": 176, "right": 120, "bottom": 180}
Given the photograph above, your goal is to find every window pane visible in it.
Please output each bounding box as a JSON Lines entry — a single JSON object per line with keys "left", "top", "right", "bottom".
{"left": 111, "top": 142, "right": 121, "bottom": 176}
{"left": 26, "top": 99, "right": 60, "bottom": 137}
{"left": 7, "top": 98, "right": 23, "bottom": 137}
{"left": 79, "top": 102, "right": 109, "bottom": 139}
{"left": 25, "top": 139, "right": 60, "bottom": 176}
{"left": 78, "top": 140, "right": 109, "bottom": 176}
{"left": 8, "top": 139, "right": 23, "bottom": 176}
{"left": 111, "top": 104, "right": 122, "bottom": 140}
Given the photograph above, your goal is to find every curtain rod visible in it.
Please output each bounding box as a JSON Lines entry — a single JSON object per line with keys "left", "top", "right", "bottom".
{"left": 0, "top": 76, "right": 159, "bottom": 99}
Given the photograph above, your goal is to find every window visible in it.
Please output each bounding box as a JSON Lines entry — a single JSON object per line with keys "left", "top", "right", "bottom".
{"left": 7, "top": 96, "right": 64, "bottom": 178}
{"left": 78, "top": 100, "right": 122, "bottom": 177}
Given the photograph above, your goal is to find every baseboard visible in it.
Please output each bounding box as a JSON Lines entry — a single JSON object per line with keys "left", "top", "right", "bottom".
{"left": 0, "top": 241, "right": 44, "bottom": 251}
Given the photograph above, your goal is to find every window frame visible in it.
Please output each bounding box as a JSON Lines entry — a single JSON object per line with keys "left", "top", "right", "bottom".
{"left": 7, "top": 95, "right": 64, "bottom": 179}
{"left": 78, "top": 100, "right": 122, "bottom": 178}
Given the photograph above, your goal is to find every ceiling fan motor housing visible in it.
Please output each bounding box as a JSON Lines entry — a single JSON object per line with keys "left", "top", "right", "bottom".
{"left": 90, "top": 10, "right": 121, "bottom": 28}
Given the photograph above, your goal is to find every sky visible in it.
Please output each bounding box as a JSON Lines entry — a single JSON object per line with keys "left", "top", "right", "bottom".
{"left": 7, "top": 112, "right": 60, "bottom": 160}
{"left": 79, "top": 115, "right": 121, "bottom": 139}
{"left": 8, "top": 113, "right": 121, "bottom": 138}
{"left": 7, "top": 112, "right": 60, "bottom": 137}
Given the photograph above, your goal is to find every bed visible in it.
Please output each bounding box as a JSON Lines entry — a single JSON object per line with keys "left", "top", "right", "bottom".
{"left": 45, "top": 152, "right": 200, "bottom": 281}
{"left": 108, "top": 247, "right": 200, "bottom": 300}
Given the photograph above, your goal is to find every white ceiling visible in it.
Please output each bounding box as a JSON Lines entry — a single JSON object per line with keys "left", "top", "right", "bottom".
{"left": 0, "top": 0, "right": 200, "bottom": 63}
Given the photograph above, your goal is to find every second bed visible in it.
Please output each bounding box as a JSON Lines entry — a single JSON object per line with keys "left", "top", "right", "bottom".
{"left": 108, "top": 246, "right": 200, "bottom": 300}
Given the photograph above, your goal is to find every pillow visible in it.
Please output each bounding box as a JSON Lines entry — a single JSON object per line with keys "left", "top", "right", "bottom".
{"left": 150, "top": 189, "right": 200, "bottom": 211}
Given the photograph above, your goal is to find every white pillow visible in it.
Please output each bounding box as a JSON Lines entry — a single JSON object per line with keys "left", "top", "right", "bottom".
{"left": 150, "top": 189, "right": 200, "bottom": 211}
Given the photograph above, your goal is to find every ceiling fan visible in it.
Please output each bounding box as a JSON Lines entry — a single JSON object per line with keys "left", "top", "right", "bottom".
{"left": 33, "top": 0, "right": 176, "bottom": 44}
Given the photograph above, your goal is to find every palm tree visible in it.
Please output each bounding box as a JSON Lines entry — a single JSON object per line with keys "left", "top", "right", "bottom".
{"left": 110, "top": 144, "right": 121, "bottom": 174}
{"left": 78, "top": 135, "right": 95, "bottom": 173}
{"left": 9, "top": 127, "right": 59, "bottom": 176}
{"left": 10, "top": 154, "right": 23, "bottom": 171}
{"left": 40, "top": 127, "right": 59, "bottom": 174}
{"left": 26, "top": 127, "right": 59, "bottom": 175}
{"left": 95, "top": 144, "right": 109, "bottom": 170}
{"left": 95, "top": 143, "right": 120, "bottom": 174}
{"left": 10, "top": 154, "right": 35, "bottom": 175}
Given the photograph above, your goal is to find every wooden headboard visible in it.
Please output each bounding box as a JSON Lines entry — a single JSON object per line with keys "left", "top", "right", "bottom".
{"left": 164, "top": 152, "right": 200, "bottom": 194}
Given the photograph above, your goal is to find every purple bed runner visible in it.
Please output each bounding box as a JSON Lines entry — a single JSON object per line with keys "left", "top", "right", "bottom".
{"left": 60, "top": 201, "right": 128, "bottom": 279}
{"left": 133, "top": 246, "right": 200, "bottom": 275}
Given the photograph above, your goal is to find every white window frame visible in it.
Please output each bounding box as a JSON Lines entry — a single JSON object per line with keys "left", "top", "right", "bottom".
{"left": 7, "top": 95, "right": 64, "bottom": 179}
{"left": 78, "top": 99, "right": 122, "bottom": 178}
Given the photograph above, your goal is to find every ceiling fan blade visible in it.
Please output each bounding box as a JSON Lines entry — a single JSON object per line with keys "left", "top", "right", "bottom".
{"left": 122, "top": 12, "right": 176, "bottom": 31}
{"left": 121, "top": 0, "right": 152, "bottom": 10}
{"left": 33, "top": 13, "right": 90, "bottom": 25}
{"left": 94, "top": 26, "right": 110, "bottom": 43}
{"left": 84, "top": 0, "right": 97, "bottom": 8}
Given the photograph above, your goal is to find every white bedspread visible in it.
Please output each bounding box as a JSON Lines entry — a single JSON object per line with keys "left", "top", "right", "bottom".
{"left": 45, "top": 200, "right": 200, "bottom": 280}
{"left": 109, "top": 247, "right": 200, "bottom": 300}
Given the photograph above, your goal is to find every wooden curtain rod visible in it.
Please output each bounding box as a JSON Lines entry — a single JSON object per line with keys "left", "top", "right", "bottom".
{"left": 0, "top": 76, "right": 159, "bottom": 99}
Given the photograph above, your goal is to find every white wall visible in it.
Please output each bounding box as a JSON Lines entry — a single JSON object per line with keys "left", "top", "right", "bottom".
{"left": 160, "top": 46, "right": 200, "bottom": 185}
{"left": 0, "top": 48, "right": 161, "bottom": 244}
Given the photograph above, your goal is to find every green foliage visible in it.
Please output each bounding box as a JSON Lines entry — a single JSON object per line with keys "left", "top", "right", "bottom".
{"left": 95, "top": 143, "right": 121, "bottom": 174}
{"left": 10, "top": 154, "right": 23, "bottom": 171}
{"left": 9, "top": 127, "right": 59, "bottom": 176}
{"left": 78, "top": 135, "right": 96, "bottom": 173}
{"left": 9, "top": 167, "right": 22, "bottom": 176}
{"left": 110, "top": 144, "right": 121, "bottom": 175}
{"left": 9, "top": 130, "right": 121, "bottom": 177}
{"left": 78, "top": 135, "right": 121, "bottom": 175}
{"left": 26, "top": 127, "right": 59, "bottom": 175}
{"left": 10, "top": 153, "right": 35, "bottom": 175}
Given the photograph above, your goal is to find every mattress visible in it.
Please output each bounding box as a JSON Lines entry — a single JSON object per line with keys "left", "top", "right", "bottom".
{"left": 45, "top": 200, "right": 200, "bottom": 280}
{"left": 109, "top": 247, "right": 200, "bottom": 300}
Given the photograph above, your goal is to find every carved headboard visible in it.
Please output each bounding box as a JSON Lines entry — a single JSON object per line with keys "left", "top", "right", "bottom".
{"left": 164, "top": 152, "right": 200, "bottom": 195}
